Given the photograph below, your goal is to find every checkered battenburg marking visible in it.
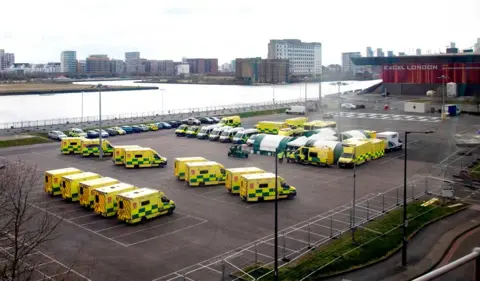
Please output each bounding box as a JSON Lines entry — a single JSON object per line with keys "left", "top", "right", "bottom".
{"left": 332, "top": 112, "right": 443, "bottom": 122}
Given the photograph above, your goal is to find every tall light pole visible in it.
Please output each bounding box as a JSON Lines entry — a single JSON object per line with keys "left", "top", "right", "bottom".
{"left": 81, "top": 91, "right": 84, "bottom": 128}
{"left": 97, "top": 84, "right": 104, "bottom": 159}
{"left": 438, "top": 75, "right": 449, "bottom": 120}
{"left": 402, "top": 130, "right": 435, "bottom": 267}
{"left": 159, "top": 89, "right": 166, "bottom": 114}
{"left": 352, "top": 145, "right": 357, "bottom": 241}
{"left": 274, "top": 148, "right": 279, "bottom": 281}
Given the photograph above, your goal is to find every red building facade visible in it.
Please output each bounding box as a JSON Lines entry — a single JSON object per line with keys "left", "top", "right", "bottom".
{"left": 382, "top": 63, "right": 480, "bottom": 84}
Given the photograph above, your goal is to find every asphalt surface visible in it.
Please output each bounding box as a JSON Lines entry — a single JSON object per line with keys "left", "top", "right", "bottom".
{"left": 0, "top": 109, "right": 478, "bottom": 281}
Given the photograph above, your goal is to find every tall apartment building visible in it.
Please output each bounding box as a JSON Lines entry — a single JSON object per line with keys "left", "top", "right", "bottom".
{"left": 267, "top": 39, "right": 322, "bottom": 76}
{"left": 474, "top": 38, "right": 480, "bottom": 53}
{"left": 376, "top": 48, "right": 385, "bottom": 57}
{"left": 0, "top": 50, "right": 13, "bottom": 70}
{"left": 110, "top": 59, "right": 125, "bottom": 74}
{"left": 185, "top": 58, "right": 218, "bottom": 74}
{"left": 60, "top": 51, "right": 77, "bottom": 73}
{"left": 341, "top": 52, "right": 361, "bottom": 73}
{"left": 235, "top": 57, "right": 289, "bottom": 83}
{"left": 125, "top": 52, "right": 141, "bottom": 74}
{"left": 387, "top": 50, "right": 395, "bottom": 57}
{"left": 416, "top": 48, "right": 422, "bottom": 55}
{"left": 366, "top": 47, "right": 374, "bottom": 57}
{"left": 86, "top": 55, "right": 110, "bottom": 73}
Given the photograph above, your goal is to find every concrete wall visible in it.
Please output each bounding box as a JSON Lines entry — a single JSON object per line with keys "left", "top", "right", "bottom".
{"left": 404, "top": 102, "right": 426, "bottom": 113}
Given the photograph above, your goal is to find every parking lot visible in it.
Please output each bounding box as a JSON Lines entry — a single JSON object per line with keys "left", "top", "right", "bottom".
{"left": 0, "top": 111, "right": 477, "bottom": 281}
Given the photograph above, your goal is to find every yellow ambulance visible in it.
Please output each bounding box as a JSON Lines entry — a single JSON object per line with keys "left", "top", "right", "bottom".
{"left": 79, "top": 177, "right": 120, "bottom": 209}
{"left": 184, "top": 161, "right": 226, "bottom": 187}
{"left": 219, "top": 116, "right": 241, "bottom": 127}
{"left": 239, "top": 173, "right": 297, "bottom": 202}
{"left": 60, "top": 137, "right": 85, "bottom": 155}
{"left": 225, "top": 167, "right": 265, "bottom": 194}
{"left": 92, "top": 183, "right": 137, "bottom": 217}
{"left": 369, "top": 138, "right": 385, "bottom": 159}
{"left": 117, "top": 188, "right": 176, "bottom": 224}
{"left": 44, "top": 168, "right": 82, "bottom": 195}
{"left": 338, "top": 139, "right": 373, "bottom": 168}
{"left": 256, "top": 121, "right": 289, "bottom": 135}
{"left": 80, "top": 139, "right": 113, "bottom": 157}
{"left": 61, "top": 172, "right": 101, "bottom": 201}
{"left": 112, "top": 145, "right": 141, "bottom": 165}
{"left": 174, "top": 157, "right": 207, "bottom": 180}
{"left": 123, "top": 147, "right": 167, "bottom": 168}
{"left": 285, "top": 117, "right": 308, "bottom": 128}
{"left": 278, "top": 127, "right": 305, "bottom": 137}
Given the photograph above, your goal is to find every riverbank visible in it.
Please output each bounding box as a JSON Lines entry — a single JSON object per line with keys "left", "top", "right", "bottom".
{"left": 0, "top": 83, "right": 158, "bottom": 96}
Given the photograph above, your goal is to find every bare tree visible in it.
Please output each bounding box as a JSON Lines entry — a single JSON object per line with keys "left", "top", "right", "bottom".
{"left": 0, "top": 160, "right": 62, "bottom": 281}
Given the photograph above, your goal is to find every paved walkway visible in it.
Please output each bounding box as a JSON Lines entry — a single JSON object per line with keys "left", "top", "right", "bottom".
{"left": 322, "top": 205, "right": 480, "bottom": 281}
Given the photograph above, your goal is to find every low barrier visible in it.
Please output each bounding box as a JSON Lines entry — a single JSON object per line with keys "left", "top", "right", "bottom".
{"left": 1, "top": 99, "right": 319, "bottom": 133}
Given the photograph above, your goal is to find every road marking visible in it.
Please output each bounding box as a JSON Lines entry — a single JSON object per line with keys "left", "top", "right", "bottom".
{"left": 126, "top": 220, "right": 208, "bottom": 247}
{"left": 111, "top": 216, "right": 193, "bottom": 239}
{"left": 68, "top": 213, "right": 97, "bottom": 220}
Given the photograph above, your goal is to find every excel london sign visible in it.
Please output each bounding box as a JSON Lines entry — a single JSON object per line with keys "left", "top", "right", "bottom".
{"left": 383, "top": 64, "right": 441, "bottom": 71}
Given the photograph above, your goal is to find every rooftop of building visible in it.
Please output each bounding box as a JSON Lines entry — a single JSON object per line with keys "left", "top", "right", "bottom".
{"left": 352, "top": 53, "right": 480, "bottom": 65}
{"left": 269, "top": 39, "right": 321, "bottom": 45}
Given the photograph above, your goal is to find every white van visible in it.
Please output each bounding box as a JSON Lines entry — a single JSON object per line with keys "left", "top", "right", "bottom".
{"left": 220, "top": 127, "right": 244, "bottom": 143}
{"left": 286, "top": 105, "right": 306, "bottom": 115}
{"left": 233, "top": 129, "right": 258, "bottom": 144}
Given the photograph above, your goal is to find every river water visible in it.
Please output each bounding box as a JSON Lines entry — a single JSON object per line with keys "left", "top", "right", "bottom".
{"left": 0, "top": 80, "right": 380, "bottom": 123}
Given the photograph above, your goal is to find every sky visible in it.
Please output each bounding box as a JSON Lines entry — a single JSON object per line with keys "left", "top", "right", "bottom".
{"left": 1, "top": 0, "right": 479, "bottom": 65}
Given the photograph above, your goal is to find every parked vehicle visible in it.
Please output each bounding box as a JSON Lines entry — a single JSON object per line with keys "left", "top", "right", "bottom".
{"left": 246, "top": 134, "right": 259, "bottom": 146}
{"left": 139, "top": 124, "right": 150, "bottom": 132}
{"left": 68, "top": 128, "right": 87, "bottom": 138}
{"left": 146, "top": 123, "right": 159, "bottom": 131}
{"left": 167, "top": 120, "right": 181, "bottom": 128}
{"left": 93, "top": 129, "right": 109, "bottom": 138}
{"left": 209, "top": 116, "right": 220, "bottom": 123}
{"left": 131, "top": 125, "right": 144, "bottom": 133}
{"left": 181, "top": 117, "right": 201, "bottom": 126}
{"left": 105, "top": 128, "right": 119, "bottom": 136}
{"left": 355, "top": 104, "right": 366, "bottom": 109}
{"left": 198, "top": 117, "right": 215, "bottom": 124}
{"left": 323, "top": 113, "right": 334, "bottom": 119}
{"left": 87, "top": 130, "right": 99, "bottom": 138}
{"left": 341, "top": 103, "right": 357, "bottom": 109}
{"left": 48, "top": 131, "right": 67, "bottom": 140}
{"left": 377, "top": 131, "right": 403, "bottom": 152}
{"left": 109, "top": 127, "right": 126, "bottom": 135}
{"left": 159, "top": 122, "right": 172, "bottom": 129}
{"left": 154, "top": 122, "right": 164, "bottom": 130}
{"left": 121, "top": 126, "right": 134, "bottom": 134}
{"left": 286, "top": 105, "right": 306, "bottom": 115}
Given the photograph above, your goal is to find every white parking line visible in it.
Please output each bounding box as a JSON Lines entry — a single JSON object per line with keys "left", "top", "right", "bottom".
{"left": 245, "top": 249, "right": 274, "bottom": 260}
{"left": 112, "top": 216, "right": 192, "bottom": 239}
{"left": 67, "top": 213, "right": 97, "bottom": 220}
{"left": 95, "top": 224, "right": 125, "bottom": 233}
{"left": 291, "top": 227, "right": 329, "bottom": 238}
{"left": 126, "top": 220, "right": 208, "bottom": 247}
{"left": 198, "top": 262, "right": 222, "bottom": 274}
{"left": 262, "top": 241, "right": 300, "bottom": 254}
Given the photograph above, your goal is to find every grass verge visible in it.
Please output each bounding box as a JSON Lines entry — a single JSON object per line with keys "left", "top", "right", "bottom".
{"left": 234, "top": 199, "right": 467, "bottom": 281}
{"left": 0, "top": 136, "right": 53, "bottom": 148}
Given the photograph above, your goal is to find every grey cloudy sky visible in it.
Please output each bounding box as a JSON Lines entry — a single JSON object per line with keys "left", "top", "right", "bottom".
{"left": 1, "top": 0, "right": 478, "bottom": 65}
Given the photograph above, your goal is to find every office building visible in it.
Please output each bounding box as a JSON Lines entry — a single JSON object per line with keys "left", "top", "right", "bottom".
{"left": 366, "top": 47, "right": 374, "bottom": 57}
{"left": 235, "top": 57, "right": 289, "bottom": 83}
{"left": 376, "top": 48, "right": 385, "bottom": 57}
{"left": 176, "top": 63, "right": 190, "bottom": 75}
{"left": 110, "top": 59, "right": 125, "bottom": 74}
{"left": 399, "top": 52, "right": 406, "bottom": 56}
{"left": 387, "top": 50, "right": 395, "bottom": 57}
{"left": 0, "top": 50, "right": 13, "bottom": 70}
{"left": 341, "top": 52, "right": 361, "bottom": 73}
{"left": 77, "top": 60, "right": 86, "bottom": 73}
{"left": 60, "top": 51, "right": 77, "bottom": 73}
{"left": 44, "top": 62, "right": 61, "bottom": 73}
{"left": 267, "top": 39, "right": 322, "bottom": 76}
{"left": 185, "top": 58, "right": 218, "bottom": 74}
{"left": 416, "top": 48, "right": 422, "bottom": 55}
{"left": 474, "top": 38, "right": 480, "bottom": 53}
{"left": 86, "top": 55, "right": 110, "bottom": 73}
{"left": 125, "top": 52, "right": 141, "bottom": 74}
{"left": 230, "top": 60, "right": 236, "bottom": 72}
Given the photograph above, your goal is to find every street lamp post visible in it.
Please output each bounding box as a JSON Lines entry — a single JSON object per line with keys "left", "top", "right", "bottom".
{"left": 274, "top": 148, "right": 279, "bottom": 280}
{"left": 438, "top": 75, "right": 449, "bottom": 120}
{"left": 97, "top": 84, "right": 104, "bottom": 159}
{"left": 402, "top": 130, "right": 435, "bottom": 267}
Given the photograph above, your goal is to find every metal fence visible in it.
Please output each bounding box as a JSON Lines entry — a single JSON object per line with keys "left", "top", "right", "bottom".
{"left": 156, "top": 175, "right": 449, "bottom": 281}
{"left": 1, "top": 98, "right": 319, "bottom": 131}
